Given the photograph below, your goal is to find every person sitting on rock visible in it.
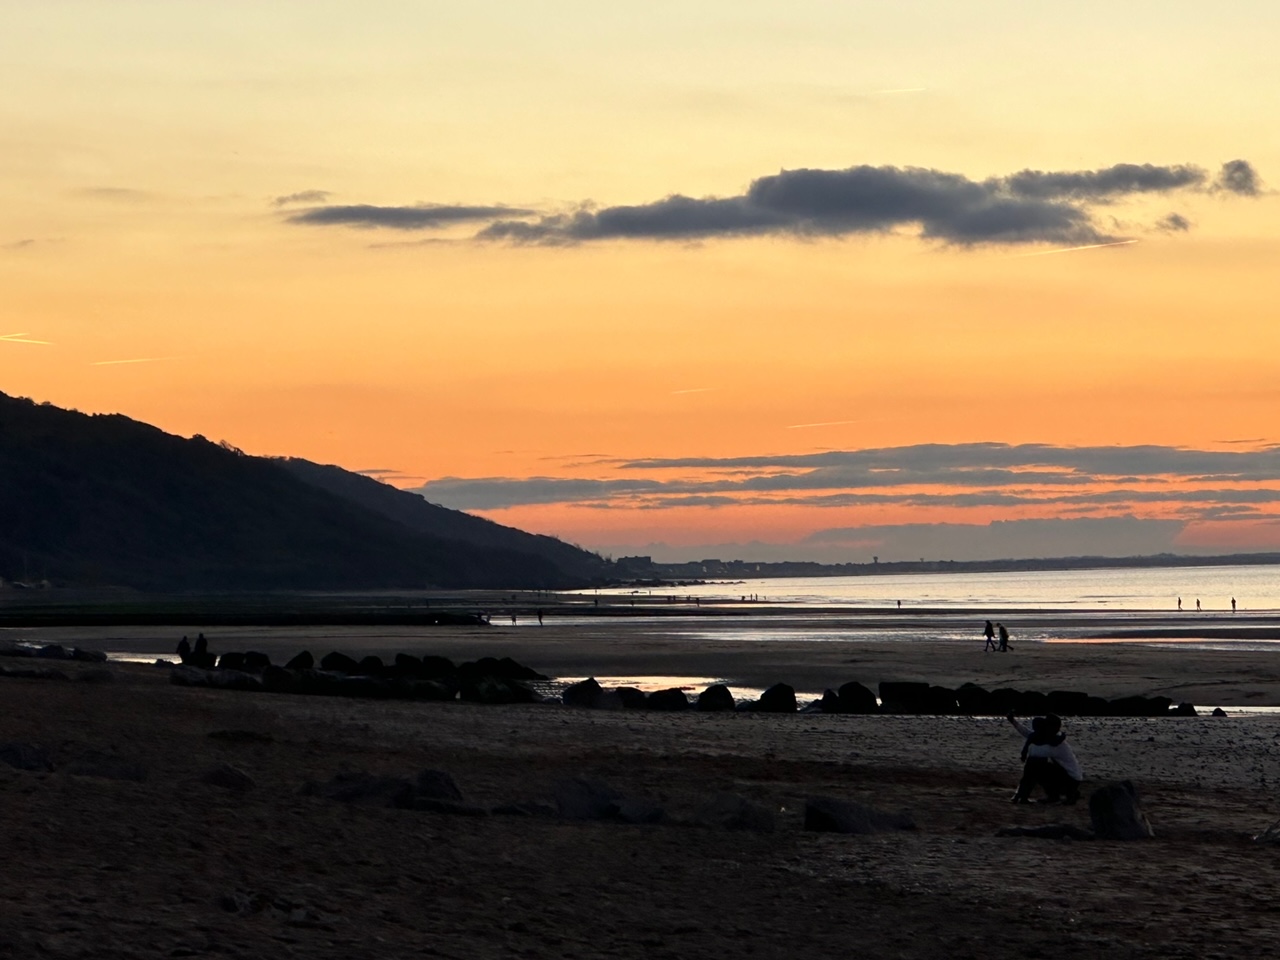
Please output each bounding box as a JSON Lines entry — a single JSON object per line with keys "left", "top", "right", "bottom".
{"left": 1007, "top": 713, "right": 1082, "bottom": 804}
{"left": 176, "top": 635, "right": 191, "bottom": 664}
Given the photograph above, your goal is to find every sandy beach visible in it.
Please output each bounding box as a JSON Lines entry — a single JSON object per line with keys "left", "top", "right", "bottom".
{"left": 4, "top": 613, "right": 1280, "bottom": 958}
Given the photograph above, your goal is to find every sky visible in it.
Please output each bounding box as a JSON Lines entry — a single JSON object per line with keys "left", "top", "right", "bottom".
{"left": 3, "top": 1, "right": 1280, "bottom": 563}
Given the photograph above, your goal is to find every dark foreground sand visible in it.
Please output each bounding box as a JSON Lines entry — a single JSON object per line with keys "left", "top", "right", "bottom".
{"left": 5, "top": 626, "right": 1280, "bottom": 960}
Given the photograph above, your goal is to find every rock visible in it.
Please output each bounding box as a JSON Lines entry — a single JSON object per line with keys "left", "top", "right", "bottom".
{"left": 416, "top": 769, "right": 464, "bottom": 802}
{"left": 616, "top": 686, "right": 648, "bottom": 710}
{"left": 70, "top": 648, "right": 107, "bottom": 663}
{"left": 64, "top": 751, "right": 148, "bottom": 782}
{"left": 646, "top": 688, "right": 690, "bottom": 711}
{"left": 242, "top": 652, "right": 271, "bottom": 673}
{"left": 1107, "top": 695, "right": 1172, "bottom": 718}
{"left": 217, "top": 652, "right": 246, "bottom": 672}
{"left": 201, "top": 763, "right": 256, "bottom": 791}
{"left": 357, "top": 655, "right": 385, "bottom": 675}
{"left": 1045, "top": 690, "right": 1091, "bottom": 716}
{"left": 303, "top": 771, "right": 416, "bottom": 808}
{"left": 562, "top": 677, "right": 605, "bottom": 708}
{"left": 693, "top": 793, "right": 776, "bottom": 833}
{"left": 261, "top": 665, "right": 298, "bottom": 693}
{"left": 925, "top": 685, "right": 959, "bottom": 714}
{"left": 988, "top": 688, "right": 1022, "bottom": 715}
{"left": 35, "top": 643, "right": 68, "bottom": 659}
{"left": 553, "top": 777, "right": 625, "bottom": 820}
{"left": 1171, "top": 702, "right": 1198, "bottom": 716}
{"left": 757, "top": 683, "right": 797, "bottom": 714}
{"left": 0, "top": 742, "right": 54, "bottom": 772}
{"left": 284, "top": 650, "right": 314, "bottom": 670}
{"left": 409, "top": 679, "right": 457, "bottom": 701}
{"left": 458, "top": 675, "right": 538, "bottom": 704}
{"left": 170, "top": 666, "right": 262, "bottom": 691}
{"left": 594, "top": 689, "right": 626, "bottom": 710}
{"left": 837, "top": 681, "right": 879, "bottom": 714}
{"left": 696, "top": 684, "right": 736, "bottom": 712}
{"left": 457, "top": 656, "right": 548, "bottom": 683}
{"left": 392, "top": 653, "right": 424, "bottom": 676}
{"left": 319, "top": 651, "right": 360, "bottom": 674}
{"left": 418, "top": 655, "right": 456, "bottom": 679}
{"left": 1089, "top": 781, "right": 1154, "bottom": 840}
{"left": 1013, "top": 690, "right": 1050, "bottom": 716}
{"left": 996, "top": 824, "right": 1094, "bottom": 840}
{"left": 803, "top": 796, "right": 916, "bottom": 835}
{"left": 817, "top": 689, "right": 841, "bottom": 713}
{"left": 1212, "top": 707, "right": 1228, "bottom": 717}
{"left": 878, "top": 681, "right": 931, "bottom": 714}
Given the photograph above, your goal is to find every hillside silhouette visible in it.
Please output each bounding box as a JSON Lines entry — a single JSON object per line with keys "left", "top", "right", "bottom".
{"left": 0, "top": 392, "right": 605, "bottom": 590}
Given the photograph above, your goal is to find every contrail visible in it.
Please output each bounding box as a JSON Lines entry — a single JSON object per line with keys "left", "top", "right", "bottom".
{"left": 91, "top": 356, "right": 181, "bottom": 366}
{"left": 786, "top": 419, "right": 863, "bottom": 429}
{"left": 671, "top": 387, "right": 715, "bottom": 395}
{"left": 0, "top": 332, "right": 53, "bottom": 344}
{"left": 1010, "top": 239, "right": 1138, "bottom": 259}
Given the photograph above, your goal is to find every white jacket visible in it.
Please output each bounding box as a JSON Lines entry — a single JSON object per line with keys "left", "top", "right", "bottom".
{"left": 1011, "top": 719, "right": 1083, "bottom": 781}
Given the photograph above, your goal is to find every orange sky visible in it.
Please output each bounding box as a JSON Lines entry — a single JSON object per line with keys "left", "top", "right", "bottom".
{"left": 3, "top": 3, "right": 1279, "bottom": 560}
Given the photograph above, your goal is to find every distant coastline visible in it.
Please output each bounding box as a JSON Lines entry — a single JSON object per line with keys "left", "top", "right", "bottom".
{"left": 614, "top": 551, "right": 1280, "bottom": 583}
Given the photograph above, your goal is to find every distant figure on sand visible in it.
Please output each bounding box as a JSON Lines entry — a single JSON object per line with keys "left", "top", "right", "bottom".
{"left": 997, "top": 623, "right": 1010, "bottom": 652}
{"left": 1197, "top": 599, "right": 1202, "bottom": 612}
{"left": 1178, "top": 597, "right": 1182, "bottom": 611}
{"left": 1232, "top": 597, "right": 1237, "bottom": 613}
{"left": 537, "top": 609, "right": 544, "bottom": 626}
{"left": 983, "top": 620, "right": 997, "bottom": 652}
{"left": 1008, "top": 713, "right": 1082, "bottom": 804}
{"left": 176, "top": 635, "right": 191, "bottom": 663}
{"left": 897, "top": 599, "right": 902, "bottom": 609}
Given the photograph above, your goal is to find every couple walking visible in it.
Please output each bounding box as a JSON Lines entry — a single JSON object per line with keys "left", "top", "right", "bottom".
{"left": 982, "top": 620, "right": 1009, "bottom": 652}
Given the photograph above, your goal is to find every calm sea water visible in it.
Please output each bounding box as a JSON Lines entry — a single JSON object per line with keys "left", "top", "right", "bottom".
{"left": 584, "top": 563, "right": 1280, "bottom": 612}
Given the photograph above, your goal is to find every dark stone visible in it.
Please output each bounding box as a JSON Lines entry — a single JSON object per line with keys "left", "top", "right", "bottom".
{"left": 616, "top": 686, "right": 648, "bottom": 709}
{"left": 1082, "top": 696, "right": 1112, "bottom": 717}
{"left": 418, "top": 655, "right": 456, "bottom": 679}
{"left": 817, "top": 689, "right": 841, "bottom": 713}
{"left": 878, "top": 681, "right": 931, "bottom": 714}
{"left": 1013, "top": 690, "right": 1050, "bottom": 716}
{"left": 1212, "top": 707, "right": 1228, "bottom": 717}
{"left": 1108, "top": 695, "right": 1173, "bottom": 718}
{"left": 35, "top": 644, "right": 68, "bottom": 660}
{"left": 757, "top": 683, "right": 797, "bottom": 714}
{"left": 64, "top": 751, "right": 148, "bottom": 782}
{"left": 207, "top": 729, "right": 273, "bottom": 744}
{"left": 697, "top": 684, "right": 736, "bottom": 712}
{"left": 217, "top": 652, "right": 246, "bottom": 672}
{"left": 996, "top": 824, "right": 1094, "bottom": 840}
{"left": 837, "top": 681, "right": 879, "bottom": 714}
{"left": 925, "top": 686, "right": 959, "bottom": 714}
{"left": 458, "top": 675, "right": 538, "bottom": 704}
{"left": 955, "top": 683, "right": 993, "bottom": 715}
{"left": 416, "top": 769, "right": 463, "bottom": 802}
{"left": 409, "top": 679, "right": 457, "bottom": 701}
{"left": 357, "top": 655, "right": 385, "bottom": 675}
{"left": 319, "top": 652, "right": 360, "bottom": 674}
{"left": 303, "top": 771, "right": 416, "bottom": 808}
{"left": 1089, "top": 781, "right": 1154, "bottom": 840}
{"left": 1045, "top": 691, "right": 1091, "bottom": 717}
{"left": 458, "top": 657, "right": 548, "bottom": 683}
{"left": 553, "top": 777, "right": 625, "bottom": 820}
{"left": 261, "top": 665, "right": 298, "bottom": 693}
{"left": 70, "top": 648, "right": 107, "bottom": 663}
{"left": 1171, "top": 702, "right": 1198, "bottom": 716}
{"left": 988, "top": 688, "right": 1022, "bottom": 715}
{"left": 242, "top": 652, "right": 271, "bottom": 673}
{"left": 393, "top": 653, "right": 423, "bottom": 676}
{"left": 693, "top": 793, "right": 776, "bottom": 833}
{"left": 0, "top": 742, "right": 54, "bottom": 772}
{"left": 803, "top": 796, "right": 916, "bottom": 835}
{"left": 562, "top": 677, "right": 605, "bottom": 708}
{"left": 284, "top": 650, "right": 314, "bottom": 670}
{"left": 646, "top": 687, "right": 690, "bottom": 711}
{"left": 201, "top": 763, "right": 255, "bottom": 791}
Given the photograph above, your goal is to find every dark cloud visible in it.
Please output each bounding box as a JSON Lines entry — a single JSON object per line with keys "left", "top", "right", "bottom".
{"left": 1156, "top": 212, "right": 1191, "bottom": 232}
{"left": 1216, "top": 159, "right": 1261, "bottom": 196}
{"left": 1002, "top": 163, "right": 1206, "bottom": 200}
{"left": 273, "top": 190, "right": 332, "bottom": 207}
{"left": 288, "top": 204, "right": 534, "bottom": 230}
{"left": 414, "top": 476, "right": 663, "bottom": 510}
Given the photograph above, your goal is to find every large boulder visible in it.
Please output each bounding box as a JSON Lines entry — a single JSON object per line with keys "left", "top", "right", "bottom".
{"left": 647, "top": 688, "right": 690, "bottom": 712}
{"left": 562, "top": 677, "right": 605, "bottom": 708}
{"left": 616, "top": 686, "right": 648, "bottom": 710}
{"left": 303, "top": 771, "right": 416, "bottom": 808}
{"left": 418, "top": 655, "right": 457, "bottom": 679}
{"left": 261, "top": 665, "right": 299, "bottom": 693}
{"left": 693, "top": 793, "right": 776, "bottom": 833}
{"left": 415, "top": 769, "right": 464, "bottom": 802}
{"left": 696, "top": 684, "right": 736, "bottom": 712}
{"left": 1107, "top": 696, "right": 1173, "bottom": 718}
{"left": 757, "top": 683, "right": 797, "bottom": 714}
{"left": 217, "top": 652, "right": 246, "bottom": 672}
{"left": 357, "top": 655, "right": 385, "bottom": 676}
{"left": 458, "top": 675, "right": 538, "bottom": 704}
{"left": 837, "top": 681, "right": 879, "bottom": 714}
{"left": 1089, "top": 781, "right": 1154, "bottom": 840}
{"left": 319, "top": 652, "right": 360, "bottom": 674}
{"left": 242, "top": 652, "right": 271, "bottom": 673}
{"left": 457, "top": 657, "right": 548, "bottom": 683}
{"left": 878, "top": 681, "right": 931, "bottom": 714}
{"left": 1045, "top": 690, "right": 1091, "bottom": 717}
{"left": 803, "top": 796, "right": 916, "bottom": 835}
{"left": 284, "top": 650, "right": 314, "bottom": 670}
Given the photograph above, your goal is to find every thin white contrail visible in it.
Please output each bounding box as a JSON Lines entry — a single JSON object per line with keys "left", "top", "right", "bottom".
{"left": 786, "top": 418, "right": 863, "bottom": 429}
{"left": 671, "top": 387, "right": 715, "bottom": 395}
{"left": 0, "top": 332, "right": 53, "bottom": 344}
{"left": 1009, "top": 239, "right": 1138, "bottom": 259}
{"left": 91, "top": 356, "right": 181, "bottom": 366}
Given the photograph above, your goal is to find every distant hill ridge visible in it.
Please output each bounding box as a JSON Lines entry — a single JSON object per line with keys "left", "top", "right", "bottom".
{"left": 0, "top": 391, "right": 606, "bottom": 590}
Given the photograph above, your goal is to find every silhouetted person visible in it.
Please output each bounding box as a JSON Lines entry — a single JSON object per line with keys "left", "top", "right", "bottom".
{"left": 897, "top": 599, "right": 902, "bottom": 609}
{"left": 537, "top": 609, "right": 544, "bottom": 626}
{"left": 983, "top": 620, "right": 997, "bottom": 652}
{"left": 1177, "top": 597, "right": 1182, "bottom": 611}
{"left": 997, "top": 623, "right": 1010, "bottom": 652}
{"left": 1232, "top": 597, "right": 1237, "bottom": 613}
{"left": 511, "top": 613, "right": 517, "bottom": 626}
{"left": 176, "top": 635, "right": 191, "bottom": 663}
{"left": 1196, "top": 598, "right": 1201, "bottom": 612}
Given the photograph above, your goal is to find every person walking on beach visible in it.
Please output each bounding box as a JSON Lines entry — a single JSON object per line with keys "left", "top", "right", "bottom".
{"left": 1196, "top": 598, "right": 1201, "bottom": 612}
{"left": 983, "top": 620, "right": 997, "bottom": 652}
{"left": 1008, "top": 713, "right": 1083, "bottom": 804}
{"left": 1178, "top": 597, "right": 1182, "bottom": 611}
{"left": 1232, "top": 597, "right": 1237, "bottom": 613}
{"left": 997, "top": 623, "right": 1010, "bottom": 652}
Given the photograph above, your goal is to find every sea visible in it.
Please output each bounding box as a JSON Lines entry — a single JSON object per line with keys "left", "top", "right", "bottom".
{"left": 579, "top": 563, "right": 1280, "bottom": 612}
